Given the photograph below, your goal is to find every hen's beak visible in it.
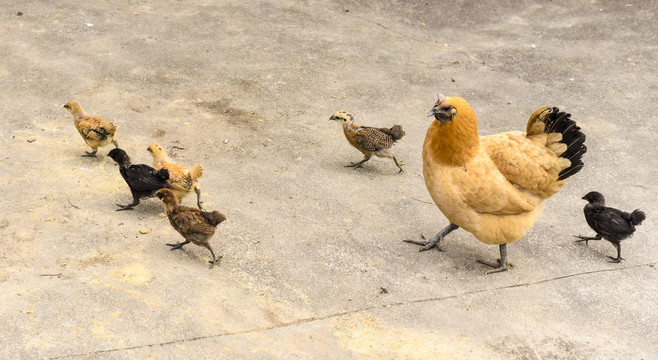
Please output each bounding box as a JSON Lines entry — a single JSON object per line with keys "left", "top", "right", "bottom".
{"left": 429, "top": 104, "right": 455, "bottom": 123}
{"left": 428, "top": 102, "right": 442, "bottom": 118}
{"left": 428, "top": 93, "right": 451, "bottom": 121}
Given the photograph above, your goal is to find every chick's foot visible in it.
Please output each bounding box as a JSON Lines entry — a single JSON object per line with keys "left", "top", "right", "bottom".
{"left": 167, "top": 240, "right": 191, "bottom": 250}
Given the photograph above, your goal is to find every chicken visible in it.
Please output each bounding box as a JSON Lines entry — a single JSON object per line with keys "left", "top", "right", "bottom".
{"left": 405, "top": 94, "right": 586, "bottom": 273}
{"left": 156, "top": 188, "right": 226, "bottom": 267}
{"left": 329, "top": 111, "right": 405, "bottom": 173}
{"left": 574, "top": 191, "right": 645, "bottom": 262}
{"left": 108, "top": 148, "right": 170, "bottom": 211}
{"left": 63, "top": 101, "right": 119, "bottom": 156}
{"left": 147, "top": 143, "right": 204, "bottom": 209}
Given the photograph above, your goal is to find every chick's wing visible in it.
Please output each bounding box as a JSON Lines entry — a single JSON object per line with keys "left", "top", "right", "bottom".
{"left": 355, "top": 127, "right": 393, "bottom": 151}
{"left": 171, "top": 209, "right": 216, "bottom": 235}
{"left": 123, "top": 165, "right": 166, "bottom": 192}
{"left": 588, "top": 207, "right": 634, "bottom": 238}
{"left": 78, "top": 117, "right": 116, "bottom": 141}
{"left": 161, "top": 163, "right": 194, "bottom": 191}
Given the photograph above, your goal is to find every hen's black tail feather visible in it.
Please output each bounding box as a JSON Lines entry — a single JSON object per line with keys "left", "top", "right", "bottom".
{"left": 630, "top": 210, "right": 646, "bottom": 226}
{"left": 542, "top": 107, "right": 587, "bottom": 180}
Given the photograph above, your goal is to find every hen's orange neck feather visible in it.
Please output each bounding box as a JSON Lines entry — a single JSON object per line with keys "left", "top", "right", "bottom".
{"left": 424, "top": 97, "right": 480, "bottom": 166}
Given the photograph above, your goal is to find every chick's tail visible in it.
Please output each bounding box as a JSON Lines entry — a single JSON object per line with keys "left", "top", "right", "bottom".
{"left": 202, "top": 211, "right": 226, "bottom": 226}
{"left": 189, "top": 164, "right": 204, "bottom": 180}
{"left": 389, "top": 125, "right": 405, "bottom": 141}
{"left": 156, "top": 168, "right": 170, "bottom": 181}
{"left": 526, "top": 106, "right": 587, "bottom": 180}
{"left": 630, "top": 210, "right": 646, "bottom": 226}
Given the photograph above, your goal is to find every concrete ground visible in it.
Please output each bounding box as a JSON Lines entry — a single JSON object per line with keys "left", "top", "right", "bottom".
{"left": 1, "top": 0, "right": 657, "bottom": 359}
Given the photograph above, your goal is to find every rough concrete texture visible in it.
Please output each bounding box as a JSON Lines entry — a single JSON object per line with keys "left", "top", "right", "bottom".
{"left": 1, "top": 0, "right": 657, "bottom": 359}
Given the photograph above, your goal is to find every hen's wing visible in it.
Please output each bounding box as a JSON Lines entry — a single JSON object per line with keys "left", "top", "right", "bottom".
{"left": 355, "top": 127, "right": 395, "bottom": 151}
{"left": 482, "top": 132, "right": 564, "bottom": 199}
{"left": 122, "top": 164, "right": 168, "bottom": 192}
{"left": 461, "top": 157, "right": 537, "bottom": 215}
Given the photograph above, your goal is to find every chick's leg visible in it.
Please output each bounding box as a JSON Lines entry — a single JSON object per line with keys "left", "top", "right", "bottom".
{"left": 573, "top": 234, "right": 602, "bottom": 245}
{"left": 116, "top": 194, "right": 140, "bottom": 211}
{"left": 404, "top": 223, "right": 459, "bottom": 251}
{"left": 608, "top": 243, "right": 623, "bottom": 263}
{"left": 113, "top": 140, "right": 119, "bottom": 148}
{"left": 82, "top": 148, "right": 98, "bottom": 157}
{"left": 195, "top": 186, "right": 205, "bottom": 210}
{"left": 206, "top": 245, "right": 223, "bottom": 268}
{"left": 345, "top": 156, "right": 371, "bottom": 169}
{"left": 392, "top": 155, "right": 404, "bottom": 173}
{"left": 477, "top": 244, "right": 511, "bottom": 274}
{"left": 167, "top": 240, "right": 191, "bottom": 250}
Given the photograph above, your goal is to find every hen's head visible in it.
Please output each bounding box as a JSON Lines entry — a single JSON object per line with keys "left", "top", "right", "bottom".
{"left": 424, "top": 94, "right": 480, "bottom": 166}
{"left": 582, "top": 191, "right": 605, "bottom": 205}
{"left": 428, "top": 94, "right": 476, "bottom": 125}
{"left": 329, "top": 111, "right": 353, "bottom": 124}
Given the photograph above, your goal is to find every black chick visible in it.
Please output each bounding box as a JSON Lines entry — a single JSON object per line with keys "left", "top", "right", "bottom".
{"left": 575, "top": 191, "right": 646, "bottom": 262}
{"left": 108, "top": 148, "right": 170, "bottom": 211}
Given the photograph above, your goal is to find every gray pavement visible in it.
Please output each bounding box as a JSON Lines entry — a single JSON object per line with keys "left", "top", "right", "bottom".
{"left": 1, "top": 0, "right": 656, "bottom": 359}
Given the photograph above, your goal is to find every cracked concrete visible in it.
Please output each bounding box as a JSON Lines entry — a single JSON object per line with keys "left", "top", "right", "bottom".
{"left": 1, "top": 0, "right": 657, "bottom": 359}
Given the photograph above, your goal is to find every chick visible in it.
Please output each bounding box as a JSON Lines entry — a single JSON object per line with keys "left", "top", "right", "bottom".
{"left": 108, "top": 148, "right": 170, "bottom": 211}
{"left": 156, "top": 188, "right": 226, "bottom": 266}
{"left": 147, "top": 143, "right": 204, "bottom": 209}
{"left": 329, "top": 111, "right": 405, "bottom": 173}
{"left": 574, "top": 191, "right": 645, "bottom": 262}
{"left": 405, "top": 94, "right": 586, "bottom": 274}
{"left": 64, "top": 101, "right": 119, "bottom": 156}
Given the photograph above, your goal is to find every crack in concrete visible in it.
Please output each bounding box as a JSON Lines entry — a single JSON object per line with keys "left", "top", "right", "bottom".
{"left": 52, "top": 261, "right": 656, "bottom": 359}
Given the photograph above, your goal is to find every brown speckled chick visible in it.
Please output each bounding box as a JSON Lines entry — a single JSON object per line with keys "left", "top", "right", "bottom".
{"left": 64, "top": 101, "right": 119, "bottom": 157}
{"left": 147, "top": 143, "right": 204, "bottom": 209}
{"left": 156, "top": 188, "right": 226, "bottom": 267}
{"left": 329, "top": 111, "right": 405, "bottom": 172}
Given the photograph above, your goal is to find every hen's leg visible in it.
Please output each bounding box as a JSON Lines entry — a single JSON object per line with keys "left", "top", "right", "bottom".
{"left": 478, "top": 244, "right": 512, "bottom": 274}
{"left": 404, "top": 223, "right": 459, "bottom": 251}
